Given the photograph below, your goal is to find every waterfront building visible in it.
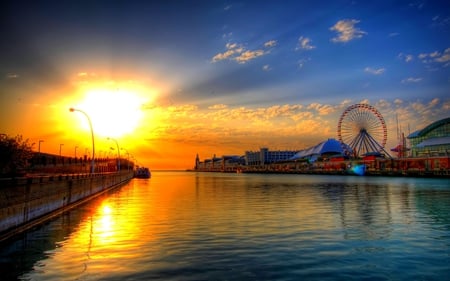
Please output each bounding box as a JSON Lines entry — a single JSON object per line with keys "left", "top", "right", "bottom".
{"left": 407, "top": 117, "right": 450, "bottom": 157}
{"left": 196, "top": 154, "right": 244, "bottom": 170}
{"left": 244, "top": 148, "right": 297, "bottom": 165}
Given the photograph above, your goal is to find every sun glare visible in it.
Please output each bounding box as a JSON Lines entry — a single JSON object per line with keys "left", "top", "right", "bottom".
{"left": 75, "top": 87, "right": 146, "bottom": 138}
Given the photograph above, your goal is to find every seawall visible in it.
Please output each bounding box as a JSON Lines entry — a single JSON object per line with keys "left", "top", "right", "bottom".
{"left": 0, "top": 171, "right": 134, "bottom": 242}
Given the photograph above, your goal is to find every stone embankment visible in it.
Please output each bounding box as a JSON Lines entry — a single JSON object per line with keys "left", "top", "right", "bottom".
{"left": 0, "top": 171, "right": 134, "bottom": 242}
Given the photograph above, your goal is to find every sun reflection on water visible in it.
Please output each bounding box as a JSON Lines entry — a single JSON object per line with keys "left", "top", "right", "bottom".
{"left": 97, "top": 204, "right": 115, "bottom": 243}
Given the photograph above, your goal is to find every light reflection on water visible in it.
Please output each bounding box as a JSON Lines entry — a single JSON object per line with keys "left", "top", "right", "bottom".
{"left": 1, "top": 172, "right": 449, "bottom": 280}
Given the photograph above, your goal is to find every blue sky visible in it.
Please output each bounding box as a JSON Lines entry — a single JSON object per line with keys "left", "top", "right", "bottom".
{"left": 1, "top": 0, "right": 449, "bottom": 168}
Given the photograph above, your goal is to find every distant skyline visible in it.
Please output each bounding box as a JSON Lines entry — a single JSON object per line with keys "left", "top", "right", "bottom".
{"left": 1, "top": 0, "right": 449, "bottom": 169}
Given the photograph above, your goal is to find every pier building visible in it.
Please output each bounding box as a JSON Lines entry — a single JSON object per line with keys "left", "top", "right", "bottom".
{"left": 407, "top": 117, "right": 450, "bottom": 157}
{"left": 245, "top": 148, "right": 297, "bottom": 165}
{"left": 195, "top": 154, "right": 245, "bottom": 171}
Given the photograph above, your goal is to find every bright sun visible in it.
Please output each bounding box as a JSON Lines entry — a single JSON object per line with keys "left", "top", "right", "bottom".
{"left": 75, "top": 87, "right": 146, "bottom": 138}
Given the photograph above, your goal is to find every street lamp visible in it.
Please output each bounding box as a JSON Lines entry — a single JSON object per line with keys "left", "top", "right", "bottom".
{"left": 107, "top": 137, "right": 121, "bottom": 171}
{"left": 37, "top": 140, "right": 44, "bottom": 166}
{"left": 70, "top": 107, "right": 95, "bottom": 173}
{"left": 59, "top": 143, "right": 64, "bottom": 156}
{"left": 74, "top": 146, "right": 78, "bottom": 157}
{"left": 38, "top": 140, "right": 44, "bottom": 154}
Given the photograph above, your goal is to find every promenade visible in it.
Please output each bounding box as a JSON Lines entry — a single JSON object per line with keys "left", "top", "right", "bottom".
{"left": 0, "top": 151, "right": 135, "bottom": 243}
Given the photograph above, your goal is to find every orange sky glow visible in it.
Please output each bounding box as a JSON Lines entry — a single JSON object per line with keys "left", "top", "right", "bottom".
{"left": 2, "top": 73, "right": 448, "bottom": 170}
{"left": 1, "top": 1, "right": 449, "bottom": 170}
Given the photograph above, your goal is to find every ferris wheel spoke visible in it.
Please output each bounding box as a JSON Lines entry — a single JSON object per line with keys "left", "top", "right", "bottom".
{"left": 356, "top": 136, "right": 366, "bottom": 156}
{"left": 366, "top": 117, "right": 379, "bottom": 127}
{"left": 363, "top": 139, "right": 370, "bottom": 155}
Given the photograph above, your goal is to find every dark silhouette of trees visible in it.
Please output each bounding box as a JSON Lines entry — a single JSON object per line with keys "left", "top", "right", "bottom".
{"left": 0, "top": 134, "right": 33, "bottom": 177}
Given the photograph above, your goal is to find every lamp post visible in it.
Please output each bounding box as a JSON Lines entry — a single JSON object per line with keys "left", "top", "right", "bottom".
{"left": 59, "top": 143, "right": 64, "bottom": 156}
{"left": 37, "top": 140, "right": 44, "bottom": 165}
{"left": 107, "top": 137, "right": 121, "bottom": 171}
{"left": 75, "top": 146, "right": 78, "bottom": 158}
{"left": 38, "top": 140, "right": 44, "bottom": 154}
{"left": 70, "top": 108, "right": 95, "bottom": 174}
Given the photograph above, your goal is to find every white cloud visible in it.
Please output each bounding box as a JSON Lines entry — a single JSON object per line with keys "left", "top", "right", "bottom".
{"left": 262, "top": 65, "right": 271, "bottom": 71}
{"left": 330, "top": 19, "right": 367, "bottom": 43}
{"left": 394, "top": 99, "right": 403, "bottom": 105}
{"left": 306, "top": 103, "right": 335, "bottom": 115}
{"left": 296, "top": 36, "right": 315, "bottom": 50}
{"left": 417, "top": 48, "right": 450, "bottom": 66}
{"left": 431, "top": 15, "right": 450, "bottom": 26}
{"left": 208, "top": 104, "right": 228, "bottom": 110}
{"left": 435, "top": 48, "right": 450, "bottom": 63}
{"left": 235, "top": 50, "right": 265, "bottom": 64}
{"left": 398, "top": 52, "right": 413, "bottom": 62}
{"left": 376, "top": 99, "right": 391, "bottom": 109}
{"left": 409, "top": 2, "right": 424, "bottom": 10}
{"left": 222, "top": 32, "right": 233, "bottom": 39}
{"left": 212, "top": 42, "right": 269, "bottom": 64}
{"left": 430, "top": 51, "right": 441, "bottom": 57}
{"left": 429, "top": 98, "right": 440, "bottom": 107}
{"left": 298, "top": 58, "right": 311, "bottom": 68}
{"left": 339, "top": 99, "right": 353, "bottom": 108}
{"left": 401, "top": 77, "right": 422, "bottom": 83}
{"left": 359, "top": 99, "right": 370, "bottom": 104}
{"left": 212, "top": 50, "right": 235, "bottom": 62}
{"left": 211, "top": 43, "right": 243, "bottom": 62}
{"left": 443, "top": 100, "right": 450, "bottom": 110}
{"left": 418, "top": 53, "right": 427, "bottom": 59}
{"left": 364, "top": 67, "right": 385, "bottom": 75}
{"left": 264, "top": 40, "right": 277, "bottom": 48}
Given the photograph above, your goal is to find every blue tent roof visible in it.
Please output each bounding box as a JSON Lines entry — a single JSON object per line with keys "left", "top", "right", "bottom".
{"left": 290, "top": 138, "right": 348, "bottom": 160}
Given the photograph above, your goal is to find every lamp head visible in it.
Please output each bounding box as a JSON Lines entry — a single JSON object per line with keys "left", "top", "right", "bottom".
{"left": 69, "top": 107, "right": 75, "bottom": 112}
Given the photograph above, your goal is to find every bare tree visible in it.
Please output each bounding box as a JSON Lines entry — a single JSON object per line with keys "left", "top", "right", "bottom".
{"left": 0, "top": 135, "right": 34, "bottom": 177}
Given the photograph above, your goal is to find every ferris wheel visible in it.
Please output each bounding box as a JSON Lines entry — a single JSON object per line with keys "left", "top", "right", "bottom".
{"left": 337, "top": 104, "right": 387, "bottom": 157}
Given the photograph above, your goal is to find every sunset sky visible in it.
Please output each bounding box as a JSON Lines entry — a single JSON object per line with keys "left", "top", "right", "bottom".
{"left": 1, "top": 0, "right": 449, "bottom": 169}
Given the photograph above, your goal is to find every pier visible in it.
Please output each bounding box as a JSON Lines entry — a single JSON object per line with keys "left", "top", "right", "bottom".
{"left": 193, "top": 155, "right": 450, "bottom": 178}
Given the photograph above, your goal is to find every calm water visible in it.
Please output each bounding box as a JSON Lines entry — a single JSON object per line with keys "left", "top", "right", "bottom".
{"left": 1, "top": 171, "right": 449, "bottom": 280}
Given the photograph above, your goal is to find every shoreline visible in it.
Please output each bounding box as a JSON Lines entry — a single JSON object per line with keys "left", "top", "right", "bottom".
{"left": 188, "top": 167, "right": 450, "bottom": 179}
